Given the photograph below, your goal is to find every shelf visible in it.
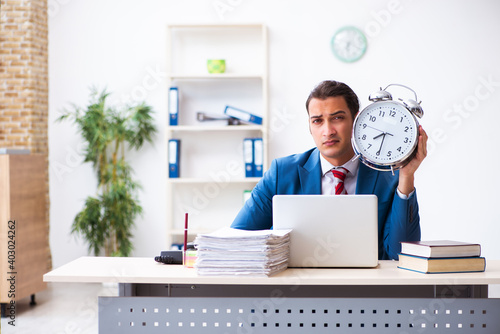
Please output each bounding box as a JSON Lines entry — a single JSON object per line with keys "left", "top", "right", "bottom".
{"left": 168, "top": 177, "right": 261, "bottom": 184}
{"left": 168, "top": 24, "right": 265, "bottom": 29}
{"left": 167, "top": 125, "right": 264, "bottom": 132}
{"left": 169, "top": 73, "right": 265, "bottom": 80}
{"left": 170, "top": 228, "right": 217, "bottom": 236}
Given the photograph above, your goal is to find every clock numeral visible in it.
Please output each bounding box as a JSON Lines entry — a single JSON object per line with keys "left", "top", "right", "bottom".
{"left": 397, "top": 146, "right": 402, "bottom": 152}
{"left": 367, "top": 144, "right": 372, "bottom": 149}
{"left": 369, "top": 115, "right": 376, "bottom": 122}
{"left": 378, "top": 110, "right": 385, "bottom": 117}
{"left": 387, "top": 151, "right": 392, "bottom": 157}
{"left": 404, "top": 126, "right": 409, "bottom": 132}
{"left": 362, "top": 134, "right": 367, "bottom": 140}
{"left": 389, "top": 110, "right": 396, "bottom": 117}
{"left": 400, "top": 116, "right": 404, "bottom": 123}
{"left": 404, "top": 137, "right": 409, "bottom": 143}
{"left": 362, "top": 123, "right": 367, "bottom": 129}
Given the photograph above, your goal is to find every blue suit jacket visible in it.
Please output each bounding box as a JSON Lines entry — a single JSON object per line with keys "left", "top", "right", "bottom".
{"left": 231, "top": 148, "right": 421, "bottom": 260}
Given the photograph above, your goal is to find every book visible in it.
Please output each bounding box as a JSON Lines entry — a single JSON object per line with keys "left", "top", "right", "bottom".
{"left": 224, "top": 105, "right": 262, "bottom": 125}
{"left": 400, "top": 240, "right": 481, "bottom": 258}
{"left": 398, "top": 253, "right": 486, "bottom": 274}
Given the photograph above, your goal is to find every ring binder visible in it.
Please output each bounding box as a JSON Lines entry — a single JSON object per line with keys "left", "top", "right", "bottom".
{"left": 224, "top": 105, "right": 262, "bottom": 125}
{"left": 168, "top": 139, "right": 180, "bottom": 178}
{"left": 243, "top": 138, "right": 254, "bottom": 177}
{"left": 253, "top": 138, "right": 263, "bottom": 177}
{"left": 169, "top": 87, "right": 179, "bottom": 126}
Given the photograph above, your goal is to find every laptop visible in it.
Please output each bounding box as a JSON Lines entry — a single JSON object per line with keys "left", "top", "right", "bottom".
{"left": 272, "top": 195, "right": 378, "bottom": 268}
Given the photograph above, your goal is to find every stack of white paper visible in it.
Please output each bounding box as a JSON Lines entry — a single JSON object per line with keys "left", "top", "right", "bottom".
{"left": 194, "top": 227, "right": 292, "bottom": 277}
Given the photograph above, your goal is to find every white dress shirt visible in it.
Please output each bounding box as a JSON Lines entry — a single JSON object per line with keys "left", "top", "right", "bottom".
{"left": 320, "top": 154, "right": 412, "bottom": 199}
{"left": 320, "top": 155, "right": 359, "bottom": 195}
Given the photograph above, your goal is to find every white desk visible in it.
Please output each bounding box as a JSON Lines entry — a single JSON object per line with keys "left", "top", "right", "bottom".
{"left": 44, "top": 257, "right": 500, "bottom": 333}
{"left": 43, "top": 256, "right": 500, "bottom": 285}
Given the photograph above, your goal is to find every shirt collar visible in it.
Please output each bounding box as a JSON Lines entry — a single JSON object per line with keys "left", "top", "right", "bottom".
{"left": 320, "top": 154, "right": 360, "bottom": 177}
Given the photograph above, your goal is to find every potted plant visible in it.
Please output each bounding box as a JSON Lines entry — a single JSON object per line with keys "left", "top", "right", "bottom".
{"left": 58, "top": 87, "right": 157, "bottom": 256}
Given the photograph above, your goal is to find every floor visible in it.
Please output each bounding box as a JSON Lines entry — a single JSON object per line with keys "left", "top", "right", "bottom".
{"left": 0, "top": 282, "right": 118, "bottom": 334}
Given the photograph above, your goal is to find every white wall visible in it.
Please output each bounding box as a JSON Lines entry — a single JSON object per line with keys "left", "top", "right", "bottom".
{"left": 49, "top": 0, "right": 500, "bottom": 268}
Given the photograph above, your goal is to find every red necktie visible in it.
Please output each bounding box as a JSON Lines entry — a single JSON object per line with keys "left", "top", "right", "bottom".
{"left": 331, "top": 167, "right": 349, "bottom": 195}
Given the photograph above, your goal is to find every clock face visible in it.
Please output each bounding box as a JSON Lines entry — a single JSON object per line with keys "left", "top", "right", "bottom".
{"left": 352, "top": 101, "right": 419, "bottom": 170}
{"left": 331, "top": 26, "right": 367, "bottom": 63}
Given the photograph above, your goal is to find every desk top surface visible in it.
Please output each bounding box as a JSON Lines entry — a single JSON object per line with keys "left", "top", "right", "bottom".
{"left": 43, "top": 257, "right": 500, "bottom": 286}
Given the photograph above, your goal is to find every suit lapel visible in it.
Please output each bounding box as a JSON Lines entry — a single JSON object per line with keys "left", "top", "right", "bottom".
{"left": 298, "top": 149, "right": 322, "bottom": 194}
{"left": 355, "top": 163, "right": 379, "bottom": 194}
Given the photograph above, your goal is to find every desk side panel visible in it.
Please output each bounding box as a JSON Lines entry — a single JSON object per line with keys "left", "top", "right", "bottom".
{"left": 99, "top": 296, "right": 500, "bottom": 333}
{"left": 0, "top": 156, "right": 11, "bottom": 301}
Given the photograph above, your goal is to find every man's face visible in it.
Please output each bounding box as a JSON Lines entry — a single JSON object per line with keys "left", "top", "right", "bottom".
{"left": 308, "top": 96, "right": 356, "bottom": 166}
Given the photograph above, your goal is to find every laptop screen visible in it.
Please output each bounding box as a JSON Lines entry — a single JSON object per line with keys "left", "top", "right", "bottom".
{"left": 272, "top": 195, "right": 378, "bottom": 268}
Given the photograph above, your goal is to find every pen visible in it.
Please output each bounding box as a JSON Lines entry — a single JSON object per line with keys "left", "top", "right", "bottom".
{"left": 184, "top": 213, "right": 188, "bottom": 265}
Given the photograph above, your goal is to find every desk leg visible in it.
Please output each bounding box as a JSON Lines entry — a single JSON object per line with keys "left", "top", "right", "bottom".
{"left": 119, "top": 283, "right": 134, "bottom": 297}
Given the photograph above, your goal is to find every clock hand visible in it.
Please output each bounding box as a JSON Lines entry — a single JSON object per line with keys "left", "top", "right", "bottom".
{"left": 376, "top": 133, "right": 387, "bottom": 156}
{"left": 366, "top": 125, "right": 384, "bottom": 133}
{"left": 373, "top": 131, "right": 394, "bottom": 140}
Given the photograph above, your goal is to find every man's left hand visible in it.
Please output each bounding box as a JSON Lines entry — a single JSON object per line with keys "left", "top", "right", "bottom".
{"left": 398, "top": 125, "right": 428, "bottom": 196}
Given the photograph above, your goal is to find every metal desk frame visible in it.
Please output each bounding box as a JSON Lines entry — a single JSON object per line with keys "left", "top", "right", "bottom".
{"left": 44, "top": 257, "right": 500, "bottom": 333}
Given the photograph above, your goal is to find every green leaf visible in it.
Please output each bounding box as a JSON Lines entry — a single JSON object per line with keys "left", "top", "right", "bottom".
{"left": 59, "top": 87, "right": 156, "bottom": 257}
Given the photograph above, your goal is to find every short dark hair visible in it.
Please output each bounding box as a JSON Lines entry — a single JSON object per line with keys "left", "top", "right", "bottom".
{"left": 305, "top": 80, "right": 360, "bottom": 119}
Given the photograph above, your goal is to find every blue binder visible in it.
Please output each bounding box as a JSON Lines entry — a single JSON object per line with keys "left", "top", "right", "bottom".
{"left": 243, "top": 138, "right": 254, "bottom": 177}
{"left": 253, "top": 138, "right": 263, "bottom": 177}
{"left": 224, "top": 105, "right": 262, "bottom": 125}
{"left": 169, "top": 87, "right": 179, "bottom": 126}
{"left": 168, "top": 139, "right": 180, "bottom": 178}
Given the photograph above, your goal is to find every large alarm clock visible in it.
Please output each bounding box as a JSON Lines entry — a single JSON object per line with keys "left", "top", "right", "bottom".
{"left": 352, "top": 84, "right": 424, "bottom": 174}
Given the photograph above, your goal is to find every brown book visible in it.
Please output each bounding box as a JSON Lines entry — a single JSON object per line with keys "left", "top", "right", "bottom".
{"left": 400, "top": 240, "right": 481, "bottom": 258}
{"left": 398, "top": 253, "right": 486, "bottom": 274}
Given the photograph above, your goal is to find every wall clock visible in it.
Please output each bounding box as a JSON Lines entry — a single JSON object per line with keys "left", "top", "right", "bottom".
{"left": 351, "top": 84, "right": 424, "bottom": 174}
{"left": 331, "top": 26, "right": 367, "bottom": 63}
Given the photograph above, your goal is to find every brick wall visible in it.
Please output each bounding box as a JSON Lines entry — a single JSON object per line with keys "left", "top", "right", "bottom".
{"left": 1, "top": 0, "right": 51, "bottom": 268}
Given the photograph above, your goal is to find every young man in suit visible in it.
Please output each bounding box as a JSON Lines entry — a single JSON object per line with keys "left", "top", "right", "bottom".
{"left": 231, "top": 80, "right": 428, "bottom": 260}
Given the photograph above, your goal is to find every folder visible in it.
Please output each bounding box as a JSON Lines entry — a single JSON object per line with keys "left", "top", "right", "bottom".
{"left": 243, "top": 138, "right": 254, "bottom": 177}
{"left": 169, "top": 87, "right": 179, "bottom": 126}
{"left": 253, "top": 138, "right": 263, "bottom": 177}
{"left": 224, "top": 105, "right": 262, "bottom": 125}
{"left": 168, "top": 139, "right": 180, "bottom": 178}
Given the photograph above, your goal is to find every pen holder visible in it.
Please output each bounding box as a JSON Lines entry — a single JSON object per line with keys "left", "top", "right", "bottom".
{"left": 184, "top": 249, "right": 198, "bottom": 268}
